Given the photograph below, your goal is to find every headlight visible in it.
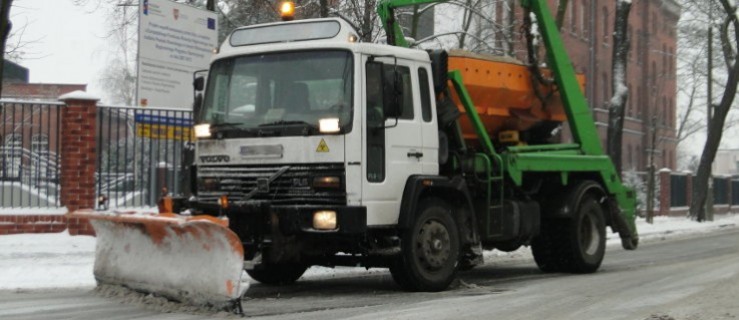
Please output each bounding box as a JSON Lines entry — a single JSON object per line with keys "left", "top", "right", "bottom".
{"left": 313, "top": 176, "right": 341, "bottom": 189}
{"left": 313, "top": 210, "right": 337, "bottom": 230}
{"left": 194, "top": 123, "right": 211, "bottom": 138}
{"left": 319, "top": 118, "right": 340, "bottom": 133}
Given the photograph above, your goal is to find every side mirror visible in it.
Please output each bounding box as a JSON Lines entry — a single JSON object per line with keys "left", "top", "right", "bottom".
{"left": 193, "top": 76, "right": 205, "bottom": 91}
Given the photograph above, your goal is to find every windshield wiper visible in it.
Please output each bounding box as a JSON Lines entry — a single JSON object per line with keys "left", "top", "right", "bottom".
{"left": 209, "top": 122, "right": 257, "bottom": 135}
{"left": 259, "top": 120, "right": 315, "bottom": 127}
{"left": 211, "top": 122, "right": 244, "bottom": 129}
{"left": 259, "top": 120, "right": 317, "bottom": 135}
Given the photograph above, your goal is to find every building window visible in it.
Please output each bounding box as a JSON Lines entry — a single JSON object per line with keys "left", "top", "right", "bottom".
{"left": 602, "top": 73, "right": 609, "bottom": 105}
{"left": 627, "top": 26, "right": 633, "bottom": 60}
{"left": 636, "top": 31, "right": 642, "bottom": 65}
{"left": 4, "top": 133, "right": 21, "bottom": 148}
{"left": 579, "top": 1, "right": 586, "bottom": 36}
{"left": 603, "top": 7, "right": 609, "bottom": 44}
{"left": 660, "top": 96, "right": 667, "bottom": 126}
{"left": 569, "top": 0, "right": 576, "bottom": 32}
{"left": 31, "top": 134, "right": 49, "bottom": 155}
{"left": 626, "top": 84, "right": 636, "bottom": 117}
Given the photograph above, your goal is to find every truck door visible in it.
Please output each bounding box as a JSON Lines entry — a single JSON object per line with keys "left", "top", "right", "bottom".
{"left": 417, "top": 66, "right": 439, "bottom": 174}
{"left": 362, "top": 58, "right": 424, "bottom": 226}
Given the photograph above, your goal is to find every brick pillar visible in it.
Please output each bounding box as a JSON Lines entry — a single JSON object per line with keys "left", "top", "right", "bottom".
{"left": 59, "top": 91, "right": 99, "bottom": 236}
{"left": 658, "top": 169, "right": 671, "bottom": 216}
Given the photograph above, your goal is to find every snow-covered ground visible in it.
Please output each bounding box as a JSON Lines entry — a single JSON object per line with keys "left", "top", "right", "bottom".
{"left": 1, "top": 214, "right": 737, "bottom": 291}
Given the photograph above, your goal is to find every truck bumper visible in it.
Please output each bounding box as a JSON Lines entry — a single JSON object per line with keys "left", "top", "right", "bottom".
{"left": 192, "top": 201, "right": 367, "bottom": 235}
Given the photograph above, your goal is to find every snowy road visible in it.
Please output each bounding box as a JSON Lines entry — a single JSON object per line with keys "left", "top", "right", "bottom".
{"left": 1, "top": 227, "right": 738, "bottom": 320}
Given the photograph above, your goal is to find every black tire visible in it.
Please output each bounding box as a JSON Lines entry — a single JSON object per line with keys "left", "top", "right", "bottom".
{"left": 246, "top": 264, "right": 308, "bottom": 285}
{"left": 390, "top": 199, "right": 460, "bottom": 292}
{"left": 531, "top": 196, "right": 606, "bottom": 274}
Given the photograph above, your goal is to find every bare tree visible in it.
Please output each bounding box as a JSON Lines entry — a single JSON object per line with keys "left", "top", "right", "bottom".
{"left": 1, "top": 0, "right": 13, "bottom": 97}
{"left": 687, "top": 0, "right": 739, "bottom": 221}
{"left": 606, "top": 0, "right": 632, "bottom": 174}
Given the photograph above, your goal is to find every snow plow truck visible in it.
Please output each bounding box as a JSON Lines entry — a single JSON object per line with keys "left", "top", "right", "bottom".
{"left": 72, "top": 0, "right": 639, "bottom": 310}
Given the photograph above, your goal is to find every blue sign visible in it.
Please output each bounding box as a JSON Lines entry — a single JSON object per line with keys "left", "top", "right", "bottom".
{"left": 134, "top": 113, "right": 193, "bottom": 127}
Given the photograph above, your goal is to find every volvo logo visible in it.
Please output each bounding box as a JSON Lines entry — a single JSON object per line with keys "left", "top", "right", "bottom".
{"left": 200, "top": 155, "right": 230, "bottom": 163}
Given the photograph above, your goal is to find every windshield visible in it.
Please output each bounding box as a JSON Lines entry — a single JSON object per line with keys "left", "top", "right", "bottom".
{"left": 200, "top": 50, "right": 353, "bottom": 135}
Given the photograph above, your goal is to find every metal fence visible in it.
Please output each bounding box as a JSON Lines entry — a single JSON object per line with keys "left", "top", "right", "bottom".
{"left": 0, "top": 100, "right": 63, "bottom": 208}
{"left": 670, "top": 174, "right": 688, "bottom": 207}
{"left": 713, "top": 177, "right": 730, "bottom": 205}
{"left": 95, "top": 105, "right": 193, "bottom": 209}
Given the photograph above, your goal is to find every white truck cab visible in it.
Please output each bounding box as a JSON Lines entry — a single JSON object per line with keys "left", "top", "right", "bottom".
{"left": 194, "top": 18, "right": 439, "bottom": 226}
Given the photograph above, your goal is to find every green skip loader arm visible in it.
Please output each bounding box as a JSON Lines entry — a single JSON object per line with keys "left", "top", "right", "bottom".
{"left": 514, "top": 0, "right": 638, "bottom": 249}
{"left": 376, "top": 0, "right": 638, "bottom": 249}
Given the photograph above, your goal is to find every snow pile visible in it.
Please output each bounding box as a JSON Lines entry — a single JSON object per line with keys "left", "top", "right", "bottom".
{"left": 632, "top": 214, "right": 738, "bottom": 242}
{"left": 94, "top": 284, "right": 232, "bottom": 316}
{"left": 0, "top": 233, "right": 96, "bottom": 290}
{"left": 0, "top": 214, "right": 738, "bottom": 291}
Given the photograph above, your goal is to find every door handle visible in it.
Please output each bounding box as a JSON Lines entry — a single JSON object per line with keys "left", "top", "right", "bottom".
{"left": 407, "top": 151, "right": 424, "bottom": 158}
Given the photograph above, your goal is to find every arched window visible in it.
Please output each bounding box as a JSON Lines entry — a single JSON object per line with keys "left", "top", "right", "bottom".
{"left": 32, "top": 134, "right": 49, "bottom": 155}
{"left": 4, "top": 133, "right": 21, "bottom": 148}
{"left": 602, "top": 73, "right": 609, "bottom": 105}
{"left": 569, "top": 0, "right": 576, "bottom": 32}
{"left": 579, "top": 0, "right": 586, "bottom": 36}
{"left": 603, "top": 7, "right": 609, "bottom": 44}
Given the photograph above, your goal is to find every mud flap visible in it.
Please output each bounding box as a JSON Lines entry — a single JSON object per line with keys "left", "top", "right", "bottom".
{"left": 71, "top": 210, "right": 247, "bottom": 308}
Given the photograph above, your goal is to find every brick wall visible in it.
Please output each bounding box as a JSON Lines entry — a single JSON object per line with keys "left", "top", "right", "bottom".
{"left": 0, "top": 92, "right": 99, "bottom": 236}
{"left": 0, "top": 215, "right": 70, "bottom": 235}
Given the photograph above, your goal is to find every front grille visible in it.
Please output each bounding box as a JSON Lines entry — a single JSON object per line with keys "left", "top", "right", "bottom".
{"left": 197, "top": 163, "right": 346, "bottom": 205}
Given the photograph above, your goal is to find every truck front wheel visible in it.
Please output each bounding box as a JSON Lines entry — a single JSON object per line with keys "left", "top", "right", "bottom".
{"left": 246, "top": 263, "right": 308, "bottom": 285}
{"left": 390, "top": 199, "right": 460, "bottom": 291}
{"left": 531, "top": 195, "right": 606, "bottom": 273}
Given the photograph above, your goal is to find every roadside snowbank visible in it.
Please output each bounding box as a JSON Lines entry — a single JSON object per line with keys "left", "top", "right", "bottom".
{"left": 0, "top": 213, "right": 737, "bottom": 290}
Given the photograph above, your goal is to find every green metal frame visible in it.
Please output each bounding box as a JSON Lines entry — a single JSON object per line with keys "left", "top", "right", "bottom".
{"left": 376, "top": 0, "right": 448, "bottom": 48}
{"left": 377, "top": 0, "right": 638, "bottom": 247}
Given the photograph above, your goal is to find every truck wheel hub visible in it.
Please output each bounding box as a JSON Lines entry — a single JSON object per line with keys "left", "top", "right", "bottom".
{"left": 416, "top": 220, "right": 451, "bottom": 270}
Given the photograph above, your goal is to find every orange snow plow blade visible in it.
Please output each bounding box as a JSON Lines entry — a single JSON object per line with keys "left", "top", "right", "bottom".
{"left": 70, "top": 210, "right": 246, "bottom": 308}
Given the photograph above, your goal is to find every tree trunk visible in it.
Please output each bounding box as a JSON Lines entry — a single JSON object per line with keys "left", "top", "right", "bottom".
{"left": 1, "top": 0, "right": 13, "bottom": 97}
{"left": 690, "top": 0, "right": 739, "bottom": 221}
{"left": 606, "top": 0, "right": 632, "bottom": 175}
{"left": 646, "top": 165, "right": 655, "bottom": 224}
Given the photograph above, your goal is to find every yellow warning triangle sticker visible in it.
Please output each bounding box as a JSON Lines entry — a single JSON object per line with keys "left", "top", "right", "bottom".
{"left": 316, "top": 139, "right": 330, "bottom": 152}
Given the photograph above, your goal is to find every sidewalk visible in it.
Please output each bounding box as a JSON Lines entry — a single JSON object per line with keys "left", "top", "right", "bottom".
{"left": 1, "top": 214, "right": 737, "bottom": 291}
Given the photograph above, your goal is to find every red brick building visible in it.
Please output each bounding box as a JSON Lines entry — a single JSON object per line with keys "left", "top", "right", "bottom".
{"left": 555, "top": 0, "right": 679, "bottom": 171}
{"left": 496, "top": 0, "right": 679, "bottom": 172}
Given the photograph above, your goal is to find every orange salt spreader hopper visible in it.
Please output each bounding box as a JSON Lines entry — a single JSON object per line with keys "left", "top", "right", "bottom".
{"left": 446, "top": 49, "right": 586, "bottom": 145}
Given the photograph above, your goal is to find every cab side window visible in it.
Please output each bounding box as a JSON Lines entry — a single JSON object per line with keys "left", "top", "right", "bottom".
{"left": 383, "top": 65, "right": 413, "bottom": 120}
{"left": 418, "top": 67, "right": 432, "bottom": 122}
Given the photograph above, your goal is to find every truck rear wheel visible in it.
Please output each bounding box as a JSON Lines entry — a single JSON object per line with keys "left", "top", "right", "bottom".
{"left": 390, "top": 199, "right": 460, "bottom": 292}
{"left": 246, "top": 264, "right": 308, "bottom": 285}
{"left": 531, "top": 195, "right": 606, "bottom": 273}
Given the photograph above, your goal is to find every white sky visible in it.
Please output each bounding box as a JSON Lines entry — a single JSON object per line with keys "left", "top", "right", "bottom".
{"left": 7, "top": 0, "right": 109, "bottom": 98}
